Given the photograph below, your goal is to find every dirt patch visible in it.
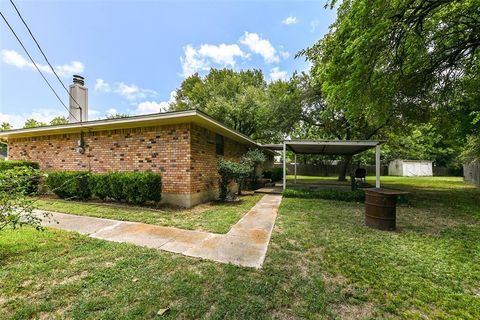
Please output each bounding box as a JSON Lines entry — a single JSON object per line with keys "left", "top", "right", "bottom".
{"left": 38, "top": 307, "right": 67, "bottom": 320}
{"left": 57, "top": 270, "right": 89, "bottom": 285}
{"left": 332, "top": 302, "right": 374, "bottom": 320}
{"left": 271, "top": 309, "right": 299, "bottom": 319}
{"left": 0, "top": 296, "right": 8, "bottom": 306}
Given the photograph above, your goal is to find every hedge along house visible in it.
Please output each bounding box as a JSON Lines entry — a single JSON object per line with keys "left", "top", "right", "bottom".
{"left": 0, "top": 76, "right": 274, "bottom": 207}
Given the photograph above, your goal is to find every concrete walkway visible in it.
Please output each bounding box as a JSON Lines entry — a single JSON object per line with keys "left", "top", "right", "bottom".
{"left": 38, "top": 194, "right": 282, "bottom": 268}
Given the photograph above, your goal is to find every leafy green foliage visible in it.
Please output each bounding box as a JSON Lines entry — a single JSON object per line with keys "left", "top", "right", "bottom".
{"left": 0, "top": 160, "right": 40, "bottom": 194}
{"left": 0, "top": 122, "right": 11, "bottom": 131}
{"left": 263, "top": 167, "right": 283, "bottom": 182}
{"left": 170, "top": 69, "right": 302, "bottom": 141}
{"left": 283, "top": 188, "right": 365, "bottom": 202}
{"left": 0, "top": 167, "right": 48, "bottom": 231}
{"left": 240, "top": 149, "right": 267, "bottom": 168}
{"left": 46, "top": 171, "right": 162, "bottom": 205}
{"left": 45, "top": 171, "right": 92, "bottom": 200}
{"left": 0, "top": 160, "right": 40, "bottom": 171}
{"left": 49, "top": 116, "right": 69, "bottom": 125}
{"left": 297, "top": 0, "right": 479, "bottom": 174}
{"left": 217, "top": 158, "right": 250, "bottom": 201}
{"left": 23, "top": 118, "right": 47, "bottom": 128}
{"left": 240, "top": 149, "right": 267, "bottom": 188}
{"left": 95, "top": 172, "right": 161, "bottom": 205}
{"left": 105, "top": 113, "right": 131, "bottom": 119}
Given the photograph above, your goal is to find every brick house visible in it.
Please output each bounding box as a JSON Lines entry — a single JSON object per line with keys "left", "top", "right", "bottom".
{"left": 0, "top": 109, "right": 274, "bottom": 207}
{"left": 0, "top": 76, "right": 274, "bottom": 207}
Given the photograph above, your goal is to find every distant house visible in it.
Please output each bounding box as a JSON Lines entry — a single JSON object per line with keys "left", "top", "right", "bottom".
{"left": 0, "top": 76, "right": 273, "bottom": 207}
{"left": 388, "top": 159, "right": 433, "bottom": 177}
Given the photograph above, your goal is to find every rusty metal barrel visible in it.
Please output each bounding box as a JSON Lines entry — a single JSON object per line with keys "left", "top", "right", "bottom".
{"left": 364, "top": 188, "right": 408, "bottom": 231}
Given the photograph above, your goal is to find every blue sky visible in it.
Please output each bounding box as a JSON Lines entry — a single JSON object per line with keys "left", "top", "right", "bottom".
{"left": 0, "top": 0, "right": 336, "bottom": 128}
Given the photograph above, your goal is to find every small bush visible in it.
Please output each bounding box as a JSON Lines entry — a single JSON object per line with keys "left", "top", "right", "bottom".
{"left": 0, "top": 166, "right": 49, "bottom": 231}
{"left": 45, "top": 171, "right": 92, "bottom": 200}
{"left": 0, "top": 160, "right": 39, "bottom": 171}
{"left": 90, "top": 174, "right": 111, "bottom": 200}
{"left": 45, "top": 170, "right": 162, "bottom": 205}
{"left": 263, "top": 167, "right": 283, "bottom": 182}
{"left": 91, "top": 171, "right": 161, "bottom": 205}
{"left": 283, "top": 188, "right": 365, "bottom": 202}
{"left": 218, "top": 158, "right": 250, "bottom": 201}
{"left": 0, "top": 162, "right": 41, "bottom": 194}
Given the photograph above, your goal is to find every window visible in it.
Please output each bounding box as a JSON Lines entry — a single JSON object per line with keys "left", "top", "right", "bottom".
{"left": 216, "top": 134, "right": 224, "bottom": 155}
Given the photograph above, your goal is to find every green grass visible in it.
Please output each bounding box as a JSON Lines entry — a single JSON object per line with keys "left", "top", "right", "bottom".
{"left": 33, "top": 194, "right": 263, "bottom": 234}
{"left": 1, "top": 177, "right": 479, "bottom": 318}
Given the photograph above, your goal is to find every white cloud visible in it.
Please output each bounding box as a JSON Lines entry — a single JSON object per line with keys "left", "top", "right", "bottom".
{"left": 180, "top": 44, "right": 246, "bottom": 77}
{"left": 282, "top": 16, "right": 297, "bottom": 25}
{"left": 88, "top": 109, "right": 102, "bottom": 120}
{"left": 239, "top": 32, "right": 279, "bottom": 64}
{"left": 0, "top": 109, "right": 66, "bottom": 129}
{"left": 1, "top": 49, "right": 84, "bottom": 77}
{"left": 136, "top": 91, "right": 176, "bottom": 114}
{"left": 310, "top": 20, "right": 320, "bottom": 33}
{"left": 280, "top": 50, "right": 290, "bottom": 59}
{"left": 181, "top": 45, "right": 209, "bottom": 77}
{"left": 114, "top": 82, "right": 158, "bottom": 100}
{"left": 94, "top": 78, "right": 111, "bottom": 92}
{"left": 198, "top": 44, "right": 246, "bottom": 66}
{"left": 269, "top": 67, "right": 288, "bottom": 81}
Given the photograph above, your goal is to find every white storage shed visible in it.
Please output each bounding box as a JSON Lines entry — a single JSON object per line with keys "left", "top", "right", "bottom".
{"left": 388, "top": 159, "right": 433, "bottom": 177}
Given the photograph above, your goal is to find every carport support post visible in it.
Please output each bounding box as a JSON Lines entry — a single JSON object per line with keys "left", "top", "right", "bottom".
{"left": 283, "top": 141, "right": 286, "bottom": 191}
{"left": 294, "top": 154, "right": 297, "bottom": 185}
{"left": 375, "top": 144, "right": 381, "bottom": 188}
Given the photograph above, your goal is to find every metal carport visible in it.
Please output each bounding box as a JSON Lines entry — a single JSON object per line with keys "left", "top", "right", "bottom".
{"left": 263, "top": 140, "right": 384, "bottom": 190}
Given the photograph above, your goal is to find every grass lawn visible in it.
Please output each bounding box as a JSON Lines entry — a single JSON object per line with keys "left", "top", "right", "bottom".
{"left": 1, "top": 177, "right": 479, "bottom": 318}
{"left": 32, "top": 194, "right": 263, "bottom": 234}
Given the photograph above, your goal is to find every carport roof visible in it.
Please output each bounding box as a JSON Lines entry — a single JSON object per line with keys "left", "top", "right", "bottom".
{"left": 263, "top": 140, "right": 383, "bottom": 155}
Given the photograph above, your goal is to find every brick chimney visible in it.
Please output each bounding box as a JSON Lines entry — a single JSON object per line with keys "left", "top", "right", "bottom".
{"left": 69, "top": 75, "right": 88, "bottom": 123}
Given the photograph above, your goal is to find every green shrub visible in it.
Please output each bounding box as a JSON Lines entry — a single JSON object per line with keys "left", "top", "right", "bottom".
{"left": 0, "top": 166, "right": 49, "bottom": 231}
{"left": 90, "top": 174, "right": 111, "bottom": 200}
{"left": 46, "top": 171, "right": 161, "bottom": 204}
{"left": 241, "top": 149, "right": 267, "bottom": 189}
{"left": 0, "top": 160, "right": 39, "bottom": 171}
{"left": 91, "top": 171, "right": 161, "bottom": 205}
{"left": 263, "top": 167, "right": 283, "bottom": 182}
{"left": 0, "top": 162, "right": 40, "bottom": 194}
{"left": 218, "top": 158, "right": 250, "bottom": 201}
{"left": 0, "top": 166, "right": 40, "bottom": 195}
{"left": 283, "top": 188, "right": 365, "bottom": 202}
{"left": 45, "top": 171, "right": 92, "bottom": 200}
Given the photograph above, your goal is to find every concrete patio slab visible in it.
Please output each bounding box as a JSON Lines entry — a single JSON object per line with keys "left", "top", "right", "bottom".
{"left": 36, "top": 194, "right": 282, "bottom": 268}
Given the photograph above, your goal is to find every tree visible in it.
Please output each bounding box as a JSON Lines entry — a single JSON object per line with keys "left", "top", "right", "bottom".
{"left": 298, "top": 0, "right": 479, "bottom": 178}
{"left": 461, "top": 112, "right": 480, "bottom": 162}
{"left": 0, "top": 122, "right": 11, "bottom": 155}
{"left": 1, "top": 122, "right": 11, "bottom": 131}
{"left": 50, "top": 116, "right": 69, "bottom": 125}
{"left": 23, "top": 119, "right": 47, "bottom": 128}
{"left": 290, "top": 73, "right": 393, "bottom": 180}
{"left": 170, "top": 69, "right": 302, "bottom": 142}
{"left": 0, "top": 167, "right": 49, "bottom": 231}
{"left": 105, "top": 113, "right": 130, "bottom": 119}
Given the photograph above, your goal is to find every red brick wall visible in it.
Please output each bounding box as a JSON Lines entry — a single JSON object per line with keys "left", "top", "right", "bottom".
{"left": 189, "top": 124, "right": 248, "bottom": 194}
{"left": 8, "top": 124, "right": 191, "bottom": 194}
{"left": 8, "top": 122, "right": 250, "bottom": 196}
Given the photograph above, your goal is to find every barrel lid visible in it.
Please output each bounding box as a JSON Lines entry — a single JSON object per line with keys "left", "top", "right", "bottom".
{"left": 363, "top": 188, "right": 409, "bottom": 195}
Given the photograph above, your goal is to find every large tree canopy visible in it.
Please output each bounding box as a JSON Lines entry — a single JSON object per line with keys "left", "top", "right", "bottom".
{"left": 170, "top": 69, "right": 302, "bottom": 142}
{"left": 296, "top": 0, "right": 479, "bottom": 172}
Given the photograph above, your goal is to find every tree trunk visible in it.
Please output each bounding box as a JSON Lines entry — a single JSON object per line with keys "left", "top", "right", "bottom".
{"left": 338, "top": 154, "right": 353, "bottom": 181}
